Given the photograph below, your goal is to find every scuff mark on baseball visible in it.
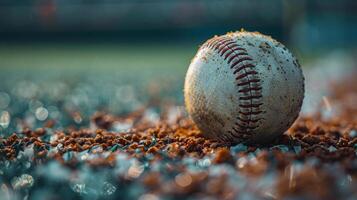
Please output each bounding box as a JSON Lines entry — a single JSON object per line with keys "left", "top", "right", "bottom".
{"left": 184, "top": 30, "right": 305, "bottom": 144}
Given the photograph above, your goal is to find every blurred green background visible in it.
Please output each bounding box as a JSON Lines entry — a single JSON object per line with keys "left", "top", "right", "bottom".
{"left": 1, "top": 0, "right": 356, "bottom": 70}
{"left": 0, "top": 0, "right": 356, "bottom": 134}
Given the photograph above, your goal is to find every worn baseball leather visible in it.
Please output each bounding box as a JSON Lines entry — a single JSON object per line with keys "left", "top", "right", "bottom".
{"left": 184, "top": 31, "right": 305, "bottom": 144}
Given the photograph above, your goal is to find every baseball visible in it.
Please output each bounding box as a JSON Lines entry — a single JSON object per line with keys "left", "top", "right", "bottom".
{"left": 184, "top": 31, "right": 304, "bottom": 144}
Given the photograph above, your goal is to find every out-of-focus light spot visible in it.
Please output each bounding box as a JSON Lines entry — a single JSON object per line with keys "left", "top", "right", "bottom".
{"left": 29, "top": 100, "right": 43, "bottom": 113}
{"left": 47, "top": 106, "right": 60, "bottom": 119}
{"left": 48, "top": 81, "right": 68, "bottom": 100}
{"left": 175, "top": 173, "right": 192, "bottom": 187}
{"left": 90, "top": 145, "right": 103, "bottom": 154}
{"left": 138, "top": 193, "right": 160, "bottom": 200}
{"left": 144, "top": 109, "right": 160, "bottom": 125}
{"left": 56, "top": 143, "right": 64, "bottom": 151}
{"left": 24, "top": 114, "right": 36, "bottom": 128}
{"left": 322, "top": 96, "right": 332, "bottom": 112}
{"left": 264, "top": 191, "right": 277, "bottom": 199}
{"left": 236, "top": 157, "right": 248, "bottom": 169}
{"left": 347, "top": 175, "right": 352, "bottom": 183}
{"left": 71, "top": 183, "right": 87, "bottom": 194}
{"left": 112, "top": 121, "right": 133, "bottom": 132}
{"left": 321, "top": 108, "right": 336, "bottom": 120}
{"left": 102, "top": 182, "right": 116, "bottom": 196}
{"left": 35, "top": 107, "right": 49, "bottom": 121}
{"left": 0, "top": 92, "right": 10, "bottom": 109}
{"left": 328, "top": 145, "right": 337, "bottom": 152}
{"left": 197, "top": 158, "right": 211, "bottom": 168}
{"left": 11, "top": 174, "right": 34, "bottom": 190}
{"left": 289, "top": 165, "right": 295, "bottom": 189}
{"left": 79, "top": 152, "right": 89, "bottom": 161}
{"left": 72, "top": 112, "right": 83, "bottom": 124}
{"left": 167, "top": 106, "right": 185, "bottom": 124}
{"left": 50, "top": 134, "right": 58, "bottom": 144}
{"left": 349, "top": 130, "right": 357, "bottom": 138}
{"left": 127, "top": 162, "right": 144, "bottom": 179}
{"left": 0, "top": 111, "right": 10, "bottom": 128}
{"left": 116, "top": 85, "right": 135, "bottom": 103}
{"left": 15, "top": 81, "right": 39, "bottom": 99}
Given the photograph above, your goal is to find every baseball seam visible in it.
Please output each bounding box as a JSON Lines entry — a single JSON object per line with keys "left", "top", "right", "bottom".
{"left": 204, "top": 36, "right": 264, "bottom": 142}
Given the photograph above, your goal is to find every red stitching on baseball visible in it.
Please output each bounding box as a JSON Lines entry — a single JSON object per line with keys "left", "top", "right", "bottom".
{"left": 238, "top": 86, "right": 262, "bottom": 93}
{"left": 239, "top": 103, "right": 263, "bottom": 108}
{"left": 203, "top": 36, "right": 264, "bottom": 142}
{"left": 226, "top": 52, "right": 248, "bottom": 62}
{"left": 208, "top": 39, "right": 225, "bottom": 49}
{"left": 220, "top": 44, "right": 245, "bottom": 56}
{"left": 235, "top": 70, "right": 258, "bottom": 79}
{"left": 236, "top": 79, "right": 260, "bottom": 86}
{"left": 239, "top": 95, "right": 263, "bottom": 100}
{"left": 232, "top": 127, "right": 244, "bottom": 135}
{"left": 239, "top": 110, "right": 263, "bottom": 115}
{"left": 228, "top": 130, "right": 241, "bottom": 138}
{"left": 220, "top": 46, "right": 236, "bottom": 57}
{"left": 214, "top": 39, "right": 233, "bottom": 50}
{"left": 237, "top": 117, "right": 262, "bottom": 123}
{"left": 230, "top": 57, "right": 253, "bottom": 68}
{"left": 207, "top": 37, "right": 227, "bottom": 48}
{"left": 216, "top": 41, "right": 236, "bottom": 50}
{"left": 235, "top": 123, "right": 259, "bottom": 130}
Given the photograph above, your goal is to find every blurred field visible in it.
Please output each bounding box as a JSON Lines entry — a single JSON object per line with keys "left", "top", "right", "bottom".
{"left": 0, "top": 42, "right": 198, "bottom": 135}
{"left": 0, "top": 42, "right": 196, "bottom": 72}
